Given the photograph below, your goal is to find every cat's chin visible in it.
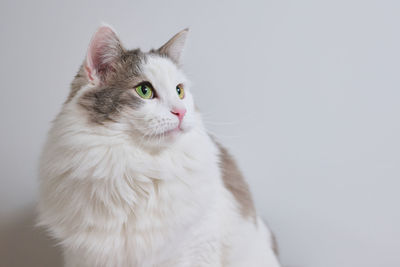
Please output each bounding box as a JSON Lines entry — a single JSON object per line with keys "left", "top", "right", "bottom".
{"left": 156, "top": 127, "right": 186, "bottom": 142}
{"left": 135, "top": 127, "right": 187, "bottom": 149}
{"left": 162, "top": 127, "right": 182, "bottom": 136}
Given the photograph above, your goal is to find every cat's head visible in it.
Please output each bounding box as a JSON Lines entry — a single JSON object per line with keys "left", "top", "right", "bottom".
{"left": 68, "top": 25, "right": 200, "bottom": 148}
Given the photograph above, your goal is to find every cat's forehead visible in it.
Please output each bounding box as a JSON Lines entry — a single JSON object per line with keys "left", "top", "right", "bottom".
{"left": 110, "top": 49, "right": 184, "bottom": 89}
{"left": 140, "top": 54, "right": 186, "bottom": 85}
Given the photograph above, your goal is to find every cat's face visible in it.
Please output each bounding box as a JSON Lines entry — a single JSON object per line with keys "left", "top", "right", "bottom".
{"left": 71, "top": 26, "right": 199, "bottom": 148}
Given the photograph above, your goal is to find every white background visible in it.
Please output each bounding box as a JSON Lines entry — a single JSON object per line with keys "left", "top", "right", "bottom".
{"left": 0, "top": 0, "right": 399, "bottom": 266}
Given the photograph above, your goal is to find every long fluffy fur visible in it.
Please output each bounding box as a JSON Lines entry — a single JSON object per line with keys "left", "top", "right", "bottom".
{"left": 38, "top": 27, "right": 280, "bottom": 267}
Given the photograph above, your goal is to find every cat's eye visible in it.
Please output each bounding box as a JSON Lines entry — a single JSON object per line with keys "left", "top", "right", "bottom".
{"left": 176, "top": 84, "right": 185, "bottom": 99}
{"left": 135, "top": 83, "right": 154, "bottom": 99}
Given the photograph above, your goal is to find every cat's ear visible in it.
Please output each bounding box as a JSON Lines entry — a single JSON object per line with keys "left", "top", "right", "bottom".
{"left": 158, "top": 28, "right": 189, "bottom": 65}
{"left": 85, "top": 25, "right": 123, "bottom": 84}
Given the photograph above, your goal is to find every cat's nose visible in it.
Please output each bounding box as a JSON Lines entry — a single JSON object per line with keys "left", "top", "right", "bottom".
{"left": 171, "top": 108, "right": 187, "bottom": 122}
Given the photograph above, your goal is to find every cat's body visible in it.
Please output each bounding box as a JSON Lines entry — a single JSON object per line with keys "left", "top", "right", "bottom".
{"left": 38, "top": 25, "right": 280, "bottom": 267}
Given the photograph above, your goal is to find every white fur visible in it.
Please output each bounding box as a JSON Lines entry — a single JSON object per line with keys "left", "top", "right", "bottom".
{"left": 38, "top": 55, "right": 280, "bottom": 266}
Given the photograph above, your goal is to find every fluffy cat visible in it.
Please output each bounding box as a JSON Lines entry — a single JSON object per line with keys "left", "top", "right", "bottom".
{"left": 37, "top": 25, "right": 281, "bottom": 267}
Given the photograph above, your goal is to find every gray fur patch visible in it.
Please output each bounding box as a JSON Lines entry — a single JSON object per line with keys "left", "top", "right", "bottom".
{"left": 79, "top": 86, "right": 143, "bottom": 124}
{"left": 214, "top": 140, "right": 257, "bottom": 221}
{"left": 74, "top": 49, "right": 148, "bottom": 124}
{"left": 271, "top": 230, "right": 279, "bottom": 257}
{"left": 67, "top": 64, "right": 87, "bottom": 102}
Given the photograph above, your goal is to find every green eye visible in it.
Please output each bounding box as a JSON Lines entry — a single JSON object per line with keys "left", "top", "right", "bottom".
{"left": 135, "top": 83, "right": 154, "bottom": 99}
{"left": 176, "top": 84, "right": 185, "bottom": 99}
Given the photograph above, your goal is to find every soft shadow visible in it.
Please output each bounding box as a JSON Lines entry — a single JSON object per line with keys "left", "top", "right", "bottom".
{"left": 0, "top": 206, "right": 63, "bottom": 267}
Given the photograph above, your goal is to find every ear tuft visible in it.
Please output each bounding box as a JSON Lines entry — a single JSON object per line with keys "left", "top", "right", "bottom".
{"left": 85, "top": 25, "right": 123, "bottom": 84}
{"left": 158, "top": 28, "right": 189, "bottom": 65}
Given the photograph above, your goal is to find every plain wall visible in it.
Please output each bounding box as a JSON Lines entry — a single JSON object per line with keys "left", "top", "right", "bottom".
{"left": 0, "top": 0, "right": 399, "bottom": 266}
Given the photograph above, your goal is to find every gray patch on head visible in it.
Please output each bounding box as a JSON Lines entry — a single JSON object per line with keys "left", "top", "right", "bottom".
{"left": 66, "top": 64, "right": 88, "bottom": 103}
{"left": 213, "top": 138, "right": 257, "bottom": 221}
{"left": 77, "top": 49, "right": 147, "bottom": 124}
{"left": 79, "top": 86, "right": 143, "bottom": 124}
{"left": 109, "top": 49, "right": 146, "bottom": 87}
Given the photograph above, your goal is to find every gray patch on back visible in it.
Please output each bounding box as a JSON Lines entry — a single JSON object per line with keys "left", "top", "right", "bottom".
{"left": 271, "top": 230, "right": 279, "bottom": 257}
{"left": 213, "top": 139, "right": 257, "bottom": 221}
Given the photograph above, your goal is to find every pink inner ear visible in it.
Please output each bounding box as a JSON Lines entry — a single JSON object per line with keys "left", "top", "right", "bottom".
{"left": 85, "top": 64, "right": 95, "bottom": 81}
{"left": 85, "top": 26, "right": 120, "bottom": 83}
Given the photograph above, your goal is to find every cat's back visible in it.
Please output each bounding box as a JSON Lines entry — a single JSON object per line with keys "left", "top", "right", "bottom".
{"left": 211, "top": 139, "right": 280, "bottom": 266}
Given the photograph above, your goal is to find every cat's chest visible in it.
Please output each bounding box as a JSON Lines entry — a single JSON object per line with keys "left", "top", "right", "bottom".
{"left": 123, "top": 164, "right": 220, "bottom": 264}
{"left": 130, "top": 164, "right": 217, "bottom": 230}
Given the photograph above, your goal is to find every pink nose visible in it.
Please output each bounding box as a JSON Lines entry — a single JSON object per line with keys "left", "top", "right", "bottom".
{"left": 171, "top": 108, "right": 186, "bottom": 122}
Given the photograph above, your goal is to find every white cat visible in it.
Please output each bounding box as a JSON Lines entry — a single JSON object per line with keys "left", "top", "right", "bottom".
{"left": 37, "top": 25, "right": 281, "bottom": 267}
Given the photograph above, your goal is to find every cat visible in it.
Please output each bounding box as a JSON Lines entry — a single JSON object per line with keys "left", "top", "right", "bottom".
{"left": 37, "top": 24, "right": 281, "bottom": 267}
